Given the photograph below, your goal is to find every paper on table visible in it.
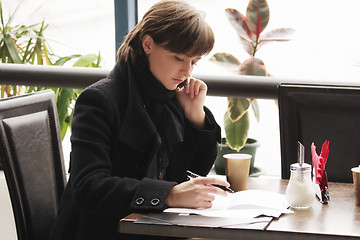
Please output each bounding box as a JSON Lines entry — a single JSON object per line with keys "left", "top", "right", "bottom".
{"left": 165, "top": 189, "right": 292, "bottom": 219}
{"left": 136, "top": 212, "right": 273, "bottom": 229}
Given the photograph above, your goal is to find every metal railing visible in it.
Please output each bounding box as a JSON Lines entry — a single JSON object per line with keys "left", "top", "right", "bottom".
{"left": 0, "top": 63, "right": 358, "bottom": 99}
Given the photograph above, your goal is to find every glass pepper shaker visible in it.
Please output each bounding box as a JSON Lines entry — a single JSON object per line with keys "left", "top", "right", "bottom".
{"left": 285, "top": 142, "right": 315, "bottom": 208}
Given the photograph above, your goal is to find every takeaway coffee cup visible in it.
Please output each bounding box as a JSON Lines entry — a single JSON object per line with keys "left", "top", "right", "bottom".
{"left": 352, "top": 166, "right": 360, "bottom": 205}
{"left": 223, "top": 153, "right": 252, "bottom": 192}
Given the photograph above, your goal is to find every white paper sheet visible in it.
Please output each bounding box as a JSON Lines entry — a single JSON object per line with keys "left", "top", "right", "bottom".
{"left": 164, "top": 189, "right": 292, "bottom": 219}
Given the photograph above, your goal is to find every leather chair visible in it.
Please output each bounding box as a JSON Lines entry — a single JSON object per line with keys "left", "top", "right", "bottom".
{"left": 278, "top": 83, "right": 360, "bottom": 183}
{"left": 0, "top": 90, "right": 66, "bottom": 240}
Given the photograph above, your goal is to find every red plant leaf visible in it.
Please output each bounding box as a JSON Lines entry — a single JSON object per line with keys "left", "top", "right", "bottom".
{"left": 246, "top": 0, "right": 270, "bottom": 37}
{"left": 225, "top": 8, "right": 253, "bottom": 41}
{"left": 256, "top": 6, "right": 262, "bottom": 38}
{"left": 238, "top": 57, "right": 267, "bottom": 76}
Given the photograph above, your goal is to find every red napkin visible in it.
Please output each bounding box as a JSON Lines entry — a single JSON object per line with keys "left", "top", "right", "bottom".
{"left": 311, "top": 140, "right": 330, "bottom": 203}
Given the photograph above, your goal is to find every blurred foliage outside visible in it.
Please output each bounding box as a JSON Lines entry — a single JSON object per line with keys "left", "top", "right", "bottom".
{"left": 0, "top": 1, "right": 102, "bottom": 140}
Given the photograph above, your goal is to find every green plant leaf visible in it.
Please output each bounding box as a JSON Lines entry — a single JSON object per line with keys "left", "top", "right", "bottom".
{"left": 35, "top": 38, "right": 42, "bottom": 65}
{"left": 210, "top": 52, "right": 240, "bottom": 65}
{"left": 0, "top": 45, "right": 6, "bottom": 62}
{"left": 42, "top": 40, "right": 53, "bottom": 65}
{"left": 209, "top": 52, "right": 241, "bottom": 73}
{"left": 238, "top": 57, "right": 267, "bottom": 76}
{"left": 224, "top": 111, "right": 249, "bottom": 151}
{"left": 64, "top": 107, "right": 74, "bottom": 137}
{"left": 73, "top": 54, "right": 98, "bottom": 67}
{"left": 22, "top": 38, "right": 33, "bottom": 62}
{"left": 4, "top": 35, "right": 22, "bottom": 63}
{"left": 246, "top": 0, "right": 270, "bottom": 37}
{"left": 0, "top": 4, "right": 100, "bottom": 141}
{"left": 1, "top": 1, "right": 18, "bottom": 31}
{"left": 0, "top": 1, "right": 4, "bottom": 28}
{"left": 53, "top": 54, "right": 82, "bottom": 66}
{"left": 54, "top": 88, "right": 77, "bottom": 139}
{"left": 95, "top": 51, "right": 101, "bottom": 67}
{"left": 227, "top": 97, "right": 251, "bottom": 122}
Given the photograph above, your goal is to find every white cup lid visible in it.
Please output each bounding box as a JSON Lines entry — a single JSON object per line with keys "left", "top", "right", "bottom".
{"left": 352, "top": 166, "right": 360, "bottom": 173}
{"left": 223, "top": 153, "right": 252, "bottom": 160}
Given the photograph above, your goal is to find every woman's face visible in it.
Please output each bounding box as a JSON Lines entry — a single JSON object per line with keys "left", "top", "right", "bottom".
{"left": 142, "top": 35, "right": 201, "bottom": 90}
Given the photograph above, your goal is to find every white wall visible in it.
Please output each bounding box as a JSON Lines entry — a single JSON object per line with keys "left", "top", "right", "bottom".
{"left": 0, "top": 172, "right": 17, "bottom": 240}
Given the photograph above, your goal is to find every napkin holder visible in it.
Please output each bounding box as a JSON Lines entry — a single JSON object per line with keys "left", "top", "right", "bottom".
{"left": 311, "top": 140, "right": 330, "bottom": 204}
{"left": 313, "top": 172, "right": 330, "bottom": 203}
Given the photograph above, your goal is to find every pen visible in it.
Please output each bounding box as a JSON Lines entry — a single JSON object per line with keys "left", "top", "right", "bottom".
{"left": 186, "top": 170, "right": 234, "bottom": 193}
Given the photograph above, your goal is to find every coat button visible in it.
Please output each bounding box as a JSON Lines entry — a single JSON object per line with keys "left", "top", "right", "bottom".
{"left": 151, "top": 198, "right": 160, "bottom": 206}
{"left": 135, "top": 197, "right": 144, "bottom": 205}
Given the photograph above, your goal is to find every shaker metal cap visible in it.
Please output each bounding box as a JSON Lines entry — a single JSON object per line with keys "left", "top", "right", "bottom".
{"left": 290, "top": 162, "right": 311, "bottom": 171}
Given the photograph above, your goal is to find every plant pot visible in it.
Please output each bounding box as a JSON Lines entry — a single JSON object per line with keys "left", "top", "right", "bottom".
{"left": 214, "top": 138, "right": 261, "bottom": 176}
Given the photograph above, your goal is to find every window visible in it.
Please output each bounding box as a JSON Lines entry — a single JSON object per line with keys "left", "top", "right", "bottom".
{"left": 137, "top": 0, "right": 360, "bottom": 177}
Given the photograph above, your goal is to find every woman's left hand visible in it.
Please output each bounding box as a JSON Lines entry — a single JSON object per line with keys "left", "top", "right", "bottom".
{"left": 176, "top": 77, "right": 207, "bottom": 129}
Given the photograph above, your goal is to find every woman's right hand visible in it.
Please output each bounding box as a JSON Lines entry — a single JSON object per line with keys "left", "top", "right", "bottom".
{"left": 164, "top": 176, "right": 230, "bottom": 209}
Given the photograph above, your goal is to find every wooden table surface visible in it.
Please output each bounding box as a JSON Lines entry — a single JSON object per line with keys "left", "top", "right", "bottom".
{"left": 119, "top": 177, "right": 360, "bottom": 240}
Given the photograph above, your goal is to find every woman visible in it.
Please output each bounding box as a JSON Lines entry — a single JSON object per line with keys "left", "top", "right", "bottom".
{"left": 50, "top": 0, "right": 229, "bottom": 239}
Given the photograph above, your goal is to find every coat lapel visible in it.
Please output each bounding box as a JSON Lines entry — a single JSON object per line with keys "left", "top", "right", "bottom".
{"left": 117, "top": 63, "right": 161, "bottom": 178}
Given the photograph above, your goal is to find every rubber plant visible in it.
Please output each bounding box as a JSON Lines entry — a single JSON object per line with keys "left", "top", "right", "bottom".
{"left": 0, "top": 1, "right": 102, "bottom": 139}
{"left": 210, "top": 0, "right": 295, "bottom": 151}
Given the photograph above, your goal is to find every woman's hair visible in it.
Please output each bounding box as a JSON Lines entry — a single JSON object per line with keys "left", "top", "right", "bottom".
{"left": 117, "top": 0, "right": 214, "bottom": 62}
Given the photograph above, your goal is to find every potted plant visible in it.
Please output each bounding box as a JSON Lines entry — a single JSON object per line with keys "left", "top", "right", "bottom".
{"left": 0, "top": 2, "right": 102, "bottom": 139}
{"left": 0, "top": 1, "right": 102, "bottom": 169}
{"left": 210, "top": 0, "right": 295, "bottom": 175}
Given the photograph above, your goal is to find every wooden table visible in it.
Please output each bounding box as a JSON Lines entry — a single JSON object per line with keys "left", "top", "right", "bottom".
{"left": 118, "top": 177, "right": 360, "bottom": 240}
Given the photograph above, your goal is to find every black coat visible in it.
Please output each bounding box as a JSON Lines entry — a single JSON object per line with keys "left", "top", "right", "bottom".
{"left": 50, "top": 60, "right": 221, "bottom": 240}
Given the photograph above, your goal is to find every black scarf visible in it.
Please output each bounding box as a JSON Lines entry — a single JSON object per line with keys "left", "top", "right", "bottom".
{"left": 130, "top": 56, "right": 185, "bottom": 179}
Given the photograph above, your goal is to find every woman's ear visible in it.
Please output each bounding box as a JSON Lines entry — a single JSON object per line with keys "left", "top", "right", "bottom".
{"left": 142, "top": 35, "right": 154, "bottom": 55}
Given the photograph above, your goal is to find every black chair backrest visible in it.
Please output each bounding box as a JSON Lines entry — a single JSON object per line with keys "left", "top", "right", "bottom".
{"left": 279, "top": 83, "right": 360, "bottom": 183}
{"left": 0, "top": 90, "right": 66, "bottom": 240}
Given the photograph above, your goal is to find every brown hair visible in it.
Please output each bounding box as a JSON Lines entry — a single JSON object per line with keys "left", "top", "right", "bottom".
{"left": 117, "top": 0, "right": 214, "bottom": 62}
